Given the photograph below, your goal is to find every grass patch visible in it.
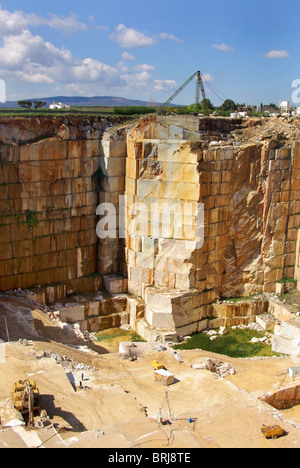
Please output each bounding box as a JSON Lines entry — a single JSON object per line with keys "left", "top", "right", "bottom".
{"left": 173, "top": 328, "right": 282, "bottom": 358}
{"left": 95, "top": 328, "right": 146, "bottom": 344}
{"left": 277, "top": 278, "right": 296, "bottom": 284}
{"left": 220, "top": 294, "right": 260, "bottom": 303}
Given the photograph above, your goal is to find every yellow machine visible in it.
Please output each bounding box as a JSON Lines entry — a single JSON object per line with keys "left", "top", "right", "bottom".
{"left": 151, "top": 360, "right": 164, "bottom": 370}
{"left": 13, "top": 380, "right": 40, "bottom": 426}
{"left": 261, "top": 425, "right": 284, "bottom": 439}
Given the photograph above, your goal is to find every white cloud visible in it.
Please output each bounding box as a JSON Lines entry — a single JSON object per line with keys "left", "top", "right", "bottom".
{"left": 0, "top": 28, "right": 120, "bottom": 86}
{"left": 71, "top": 58, "right": 120, "bottom": 84}
{"left": 159, "top": 33, "right": 182, "bottom": 44}
{"left": 135, "top": 63, "right": 156, "bottom": 71}
{"left": 153, "top": 80, "right": 177, "bottom": 91}
{"left": 122, "top": 51, "right": 136, "bottom": 61}
{"left": 16, "top": 70, "right": 54, "bottom": 84}
{"left": 0, "top": 8, "right": 180, "bottom": 99}
{"left": 202, "top": 74, "right": 215, "bottom": 83}
{"left": 45, "top": 13, "right": 88, "bottom": 34}
{"left": 109, "top": 24, "right": 157, "bottom": 48}
{"left": 264, "top": 49, "right": 290, "bottom": 59}
{"left": 0, "top": 7, "right": 30, "bottom": 35}
{"left": 109, "top": 24, "right": 182, "bottom": 49}
{"left": 211, "top": 43, "right": 234, "bottom": 54}
{"left": 0, "top": 6, "right": 87, "bottom": 36}
{"left": 116, "top": 61, "right": 130, "bottom": 73}
{"left": 121, "top": 71, "right": 153, "bottom": 87}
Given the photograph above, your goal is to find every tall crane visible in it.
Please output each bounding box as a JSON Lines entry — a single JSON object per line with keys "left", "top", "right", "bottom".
{"left": 157, "top": 71, "right": 206, "bottom": 113}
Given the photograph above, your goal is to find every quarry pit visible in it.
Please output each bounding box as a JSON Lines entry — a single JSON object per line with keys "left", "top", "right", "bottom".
{"left": 1, "top": 114, "right": 300, "bottom": 448}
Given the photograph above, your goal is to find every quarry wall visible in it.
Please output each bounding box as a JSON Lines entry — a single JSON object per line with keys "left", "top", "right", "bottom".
{"left": 0, "top": 115, "right": 299, "bottom": 341}
{"left": 0, "top": 116, "right": 128, "bottom": 293}
{"left": 122, "top": 116, "right": 300, "bottom": 339}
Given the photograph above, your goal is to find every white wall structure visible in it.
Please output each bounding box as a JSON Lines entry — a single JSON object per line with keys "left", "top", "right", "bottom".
{"left": 49, "top": 102, "right": 70, "bottom": 109}
{"left": 279, "top": 100, "right": 291, "bottom": 114}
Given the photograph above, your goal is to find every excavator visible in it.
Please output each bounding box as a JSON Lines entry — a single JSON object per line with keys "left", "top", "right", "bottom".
{"left": 12, "top": 380, "right": 40, "bottom": 427}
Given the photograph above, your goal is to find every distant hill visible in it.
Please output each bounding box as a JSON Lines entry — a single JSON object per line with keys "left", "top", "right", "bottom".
{"left": 0, "top": 95, "right": 162, "bottom": 109}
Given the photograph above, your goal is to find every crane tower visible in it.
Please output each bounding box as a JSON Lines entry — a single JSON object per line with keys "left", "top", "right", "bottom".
{"left": 158, "top": 71, "right": 206, "bottom": 113}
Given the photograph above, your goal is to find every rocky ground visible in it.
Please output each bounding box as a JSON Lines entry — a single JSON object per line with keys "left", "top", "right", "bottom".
{"left": 1, "top": 295, "right": 300, "bottom": 448}
{"left": 232, "top": 115, "right": 300, "bottom": 144}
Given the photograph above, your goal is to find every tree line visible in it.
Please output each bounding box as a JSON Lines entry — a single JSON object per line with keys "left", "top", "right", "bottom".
{"left": 18, "top": 100, "right": 47, "bottom": 110}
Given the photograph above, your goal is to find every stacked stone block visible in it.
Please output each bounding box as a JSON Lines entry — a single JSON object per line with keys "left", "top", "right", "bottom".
{"left": 97, "top": 139, "right": 127, "bottom": 277}
{"left": 1, "top": 115, "right": 300, "bottom": 342}
{"left": 123, "top": 117, "right": 300, "bottom": 340}
{"left": 0, "top": 120, "right": 107, "bottom": 292}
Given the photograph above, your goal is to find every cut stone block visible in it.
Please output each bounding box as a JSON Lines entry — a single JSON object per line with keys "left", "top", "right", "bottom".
{"left": 256, "top": 314, "right": 277, "bottom": 331}
{"left": 45, "top": 284, "right": 67, "bottom": 304}
{"left": 60, "top": 304, "right": 85, "bottom": 323}
{"left": 84, "top": 301, "right": 100, "bottom": 318}
{"left": 154, "top": 369, "right": 175, "bottom": 386}
{"left": 103, "top": 274, "right": 128, "bottom": 294}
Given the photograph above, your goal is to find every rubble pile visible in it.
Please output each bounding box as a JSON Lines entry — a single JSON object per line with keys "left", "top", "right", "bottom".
{"left": 206, "top": 358, "right": 236, "bottom": 378}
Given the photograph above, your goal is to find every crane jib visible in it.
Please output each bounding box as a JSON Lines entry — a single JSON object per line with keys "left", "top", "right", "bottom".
{"left": 158, "top": 71, "right": 207, "bottom": 112}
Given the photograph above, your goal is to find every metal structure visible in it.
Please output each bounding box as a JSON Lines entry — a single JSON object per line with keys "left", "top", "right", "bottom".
{"left": 157, "top": 71, "right": 207, "bottom": 113}
{"left": 13, "top": 379, "right": 40, "bottom": 427}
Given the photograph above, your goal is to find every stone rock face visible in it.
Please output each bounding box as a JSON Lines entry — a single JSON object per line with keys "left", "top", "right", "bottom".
{"left": 122, "top": 116, "right": 300, "bottom": 339}
{"left": 0, "top": 117, "right": 128, "bottom": 292}
{"left": 260, "top": 385, "right": 300, "bottom": 410}
{"left": 272, "top": 318, "right": 300, "bottom": 356}
{"left": 1, "top": 114, "right": 300, "bottom": 341}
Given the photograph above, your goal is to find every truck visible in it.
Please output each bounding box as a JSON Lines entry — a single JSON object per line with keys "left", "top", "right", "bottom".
{"left": 261, "top": 425, "right": 284, "bottom": 439}
{"left": 151, "top": 360, "right": 164, "bottom": 370}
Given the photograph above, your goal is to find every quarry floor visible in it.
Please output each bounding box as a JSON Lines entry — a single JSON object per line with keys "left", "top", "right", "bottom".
{"left": 1, "top": 309, "right": 300, "bottom": 448}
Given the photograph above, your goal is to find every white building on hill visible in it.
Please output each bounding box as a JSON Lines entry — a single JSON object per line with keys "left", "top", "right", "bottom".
{"left": 49, "top": 102, "right": 70, "bottom": 110}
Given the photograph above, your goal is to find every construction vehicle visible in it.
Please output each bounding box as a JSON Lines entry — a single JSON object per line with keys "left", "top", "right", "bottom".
{"left": 151, "top": 360, "right": 164, "bottom": 370}
{"left": 13, "top": 380, "right": 40, "bottom": 427}
{"left": 261, "top": 424, "right": 284, "bottom": 439}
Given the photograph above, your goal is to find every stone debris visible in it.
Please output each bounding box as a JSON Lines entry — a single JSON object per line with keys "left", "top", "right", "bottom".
{"left": 173, "top": 350, "right": 184, "bottom": 363}
{"left": 256, "top": 314, "right": 277, "bottom": 331}
{"left": 206, "top": 330, "right": 218, "bottom": 336}
{"left": 37, "top": 349, "right": 98, "bottom": 374}
{"left": 204, "top": 358, "right": 236, "bottom": 378}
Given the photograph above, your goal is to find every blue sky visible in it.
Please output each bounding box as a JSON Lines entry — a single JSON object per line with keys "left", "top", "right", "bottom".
{"left": 0, "top": 0, "right": 298, "bottom": 106}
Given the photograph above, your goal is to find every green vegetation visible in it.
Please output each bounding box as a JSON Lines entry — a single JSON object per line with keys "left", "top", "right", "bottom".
{"left": 170, "top": 99, "right": 281, "bottom": 117}
{"left": 95, "top": 328, "right": 146, "bottom": 350}
{"left": 277, "top": 278, "right": 296, "bottom": 284}
{"left": 96, "top": 330, "right": 145, "bottom": 343}
{"left": 92, "top": 167, "right": 105, "bottom": 191}
{"left": 24, "top": 210, "right": 38, "bottom": 228}
{"left": 221, "top": 99, "right": 237, "bottom": 112}
{"left": 113, "top": 106, "right": 156, "bottom": 115}
{"left": 173, "top": 328, "right": 281, "bottom": 358}
{"left": 0, "top": 98, "right": 282, "bottom": 118}
{"left": 220, "top": 294, "right": 260, "bottom": 303}
{"left": 17, "top": 100, "right": 47, "bottom": 111}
